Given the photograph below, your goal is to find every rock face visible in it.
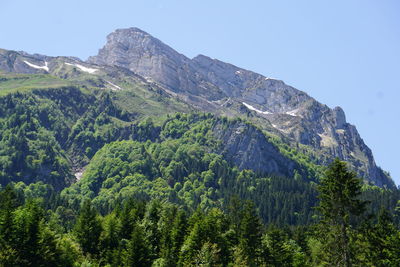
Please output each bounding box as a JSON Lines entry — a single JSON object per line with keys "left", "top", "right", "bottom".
{"left": 212, "top": 120, "right": 298, "bottom": 177}
{"left": 89, "top": 27, "right": 394, "bottom": 188}
{"left": 0, "top": 49, "right": 50, "bottom": 74}
{"left": 88, "top": 28, "right": 225, "bottom": 100}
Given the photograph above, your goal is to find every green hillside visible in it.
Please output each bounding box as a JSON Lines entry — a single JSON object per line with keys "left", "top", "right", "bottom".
{"left": 0, "top": 72, "right": 70, "bottom": 96}
{"left": 0, "top": 73, "right": 399, "bottom": 266}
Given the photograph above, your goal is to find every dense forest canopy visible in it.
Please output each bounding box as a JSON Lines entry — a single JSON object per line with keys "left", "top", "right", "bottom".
{"left": 0, "top": 85, "right": 399, "bottom": 266}
{"left": 1, "top": 160, "right": 400, "bottom": 266}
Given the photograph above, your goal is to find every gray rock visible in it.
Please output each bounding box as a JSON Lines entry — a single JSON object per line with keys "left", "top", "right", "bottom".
{"left": 88, "top": 27, "right": 394, "bottom": 188}
{"left": 212, "top": 120, "right": 298, "bottom": 177}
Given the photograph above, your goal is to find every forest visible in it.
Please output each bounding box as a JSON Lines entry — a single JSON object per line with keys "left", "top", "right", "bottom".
{"left": 1, "top": 159, "right": 400, "bottom": 266}
{"left": 0, "top": 87, "right": 400, "bottom": 266}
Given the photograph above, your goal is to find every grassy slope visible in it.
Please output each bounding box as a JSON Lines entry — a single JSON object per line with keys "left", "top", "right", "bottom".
{"left": 0, "top": 72, "right": 71, "bottom": 96}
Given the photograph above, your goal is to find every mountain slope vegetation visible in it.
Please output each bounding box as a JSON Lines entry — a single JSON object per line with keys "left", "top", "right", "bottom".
{"left": 0, "top": 27, "right": 399, "bottom": 266}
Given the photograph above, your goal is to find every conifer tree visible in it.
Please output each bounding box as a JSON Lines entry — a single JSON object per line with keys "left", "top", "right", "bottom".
{"left": 74, "top": 199, "right": 102, "bottom": 256}
{"left": 124, "top": 224, "right": 151, "bottom": 267}
{"left": 316, "top": 158, "right": 366, "bottom": 267}
{"left": 0, "top": 184, "right": 19, "bottom": 246}
{"left": 238, "top": 201, "right": 262, "bottom": 266}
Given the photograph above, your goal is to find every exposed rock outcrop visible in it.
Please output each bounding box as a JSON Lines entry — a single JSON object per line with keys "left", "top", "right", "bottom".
{"left": 212, "top": 120, "right": 298, "bottom": 177}
{"left": 88, "top": 27, "right": 394, "bottom": 188}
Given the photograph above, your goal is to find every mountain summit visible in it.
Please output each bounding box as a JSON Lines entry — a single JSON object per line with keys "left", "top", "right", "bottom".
{"left": 0, "top": 27, "right": 394, "bottom": 188}
{"left": 87, "top": 27, "right": 394, "bottom": 188}
{"left": 88, "top": 27, "right": 226, "bottom": 100}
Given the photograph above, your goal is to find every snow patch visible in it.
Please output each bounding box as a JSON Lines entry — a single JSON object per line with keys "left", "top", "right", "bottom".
{"left": 65, "top": 62, "right": 98, "bottom": 74}
{"left": 23, "top": 60, "right": 49, "bottom": 72}
{"left": 106, "top": 81, "right": 122, "bottom": 91}
{"left": 242, "top": 102, "right": 272, "bottom": 115}
{"left": 286, "top": 109, "right": 299, "bottom": 117}
{"left": 235, "top": 70, "right": 241, "bottom": 75}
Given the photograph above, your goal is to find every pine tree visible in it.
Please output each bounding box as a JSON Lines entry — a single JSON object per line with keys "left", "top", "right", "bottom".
{"left": 142, "top": 200, "right": 162, "bottom": 258}
{"left": 237, "top": 201, "right": 262, "bottom": 266}
{"left": 262, "top": 226, "right": 293, "bottom": 266}
{"left": 0, "top": 185, "right": 19, "bottom": 246}
{"left": 363, "top": 208, "right": 400, "bottom": 266}
{"left": 194, "top": 242, "right": 221, "bottom": 267}
{"left": 74, "top": 199, "right": 102, "bottom": 256}
{"left": 0, "top": 185, "right": 20, "bottom": 266}
{"left": 124, "top": 224, "right": 151, "bottom": 267}
{"left": 316, "top": 158, "right": 366, "bottom": 267}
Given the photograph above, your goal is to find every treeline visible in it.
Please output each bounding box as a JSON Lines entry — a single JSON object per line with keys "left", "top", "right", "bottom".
{"left": 1, "top": 184, "right": 307, "bottom": 266}
{"left": 1, "top": 171, "right": 400, "bottom": 266}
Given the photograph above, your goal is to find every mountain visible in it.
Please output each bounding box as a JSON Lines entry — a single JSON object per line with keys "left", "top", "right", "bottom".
{"left": 0, "top": 27, "right": 394, "bottom": 189}
{"left": 88, "top": 27, "right": 394, "bottom": 188}
{"left": 3, "top": 25, "right": 400, "bottom": 267}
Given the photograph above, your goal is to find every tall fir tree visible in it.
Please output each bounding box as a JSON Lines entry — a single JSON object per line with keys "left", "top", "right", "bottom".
{"left": 124, "top": 224, "right": 151, "bottom": 267}
{"left": 74, "top": 199, "right": 102, "bottom": 256}
{"left": 316, "top": 158, "right": 366, "bottom": 267}
{"left": 237, "top": 201, "right": 262, "bottom": 266}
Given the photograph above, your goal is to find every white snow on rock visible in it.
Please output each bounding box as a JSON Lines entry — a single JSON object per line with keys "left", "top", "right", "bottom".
{"left": 242, "top": 102, "right": 272, "bottom": 115}
{"left": 106, "top": 81, "right": 122, "bottom": 91}
{"left": 286, "top": 109, "right": 300, "bottom": 117}
{"left": 23, "top": 60, "right": 49, "bottom": 72}
{"left": 65, "top": 62, "right": 98, "bottom": 74}
{"left": 235, "top": 70, "right": 241, "bottom": 74}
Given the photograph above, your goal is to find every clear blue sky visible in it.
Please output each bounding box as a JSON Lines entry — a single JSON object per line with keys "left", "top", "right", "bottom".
{"left": 1, "top": 0, "right": 399, "bottom": 185}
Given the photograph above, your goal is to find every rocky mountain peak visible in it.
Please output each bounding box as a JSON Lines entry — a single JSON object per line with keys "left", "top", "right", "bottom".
{"left": 86, "top": 27, "right": 394, "bottom": 188}
{"left": 88, "top": 27, "right": 188, "bottom": 69}
{"left": 88, "top": 28, "right": 226, "bottom": 99}
{"left": 106, "top": 27, "right": 173, "bottom": 54}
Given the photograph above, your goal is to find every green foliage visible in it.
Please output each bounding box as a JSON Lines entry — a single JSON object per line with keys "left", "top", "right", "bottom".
{"left": 0, "top": 82, "right": 399, "bottom": 265}
{"left": 123, "top": 224, "right": 151, "bottom": 267}
{"left": 237, "top": 201, "right": 262, "bottom": 266}
{"left": 0, "top": 183, "right": 400, "bottom": 266}
{"left": 61, "top": 136, "right": 321, "bottom": 226}
{"left": 74, "top": 199, "right": 102, "bottom": 256}
{"left": 316, "top": 158, "right": 367, "bottom": 266}
{"left": 0, "top": 186, "right": 67, "bottom": 266}
{"left": 0, "top": 87, "right": 159, "bottom": 190}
